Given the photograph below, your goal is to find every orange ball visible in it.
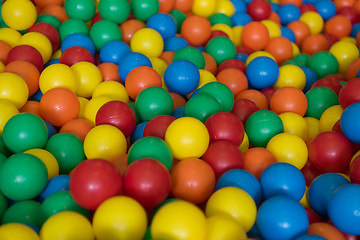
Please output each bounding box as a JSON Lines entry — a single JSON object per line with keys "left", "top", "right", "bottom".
{"left": 268, "top": 11, "right": 281, "bottom": 25}
{"left": 120, "top": 19, "right": 145, "bottom": 45}
{"left": 19, "top": 101, "right": 41, "bottom": 117}
{"left": 97, "top": 62, "right": 122, "bottom": 83}
{"left": 40, "top": 87, "right": 80, "bottom": 127}
{"left": 59, "top": 118, "right": 94, "bottom": 142}
{"left": 159, "top": 0, "right": 175, "bottom": 12}
{"left": 270, "top": 86, "right": 308, "bottom": 116}
{"left": 39, "top": 4, "right": 69, "bottom": 22}
{"left": 354, "top": 0, "right": 360, "bottom": 14}
{"left": 171, "top": 158, "right": 216, "bottom": 204}
{"left": 324, "top": 15, "right": 352, "bottom": 39}
{"left": 159, "top": 51, "right": 175, "bottom": 65}
{"left": 125, "top": 66, "right": 162, "bottom": 100}
{"left": 33, "top": 0, "right": 64, "bottom": 9}
{"left": 181, "top": 15, "right": 212, "bottom": 46}
{"left": 346, "top": 58, "right": 360, "bottom": 80}
{"left": 243, "top": 147, "right": 277, "bottom": 179}
{"left": 216, "top": 68, "right": 248, "bottom": 97}
{"left": 307, "top": 222, "right": 347, "bottom": 240}
{"left": 235, "top": 89, "right": 269, "bottom": 110}
{"left": 287, "top": 20, "right": 311, "bottom": 45}
{"left": 241, "top": 21, "right": 270, "bottom": 51}
{"left": 169, "top": 92, "right": 187, "bottom": 110}
{"left": 0, "top": 40, "right": 11, "bottom": 64}
{"left": 264, "top": 36, "right": 293, "bottom": 64}
{"left": 334, "top": 0, "right": 355, "bottom": 9}
{"left": 4, "top": 60, "right": 40, "bottom": 96}
{"left": 203, "top": 52, "right": 217, "bottom": 75}
{"left": 301, "top": 34, "right": 329, "bottom": 55}
{"left": 174, "top": 0, "right": 194, "bottom": 12}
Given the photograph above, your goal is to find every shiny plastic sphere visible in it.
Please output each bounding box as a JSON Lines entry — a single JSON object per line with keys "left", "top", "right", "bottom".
{"left": 99, "top": 40, "right": 130, "bottom": 64}
{"left": 1, "top": 200, "right": 42, "bottom": 228}
{"left": 246, "top": 0, "right": 272, "bottom": 21}
{"left": 131, "top": 0, "right": 159, "bottom": 21}
{"left": 39, "top": 63, "right": 77, "bottom": 93}
{"left": 130, "top": 28, "right": 164, "bottom": 58}
{"left": 206, "top": 215, "right": 247, "bottom": 240}
{"left": 143, "top": 115, "right": 176, "bottom": 140}
{"left": 25, "top": 148, "right": 59, "bottom": 179}
{"left": 198, "top": 81, "right": 234, "bottom": 112}
{"left": 17, "top": 32, "right": 53, "bottom": 64}
{"left": 339, "top": 78, "right": 360, "bottom": 109}
{"left": 274, "top": 64, "right": 306, "bottom": 90}
{"left": 308, "top": 51, "right": 339, "bottom": 79}
{"left": 0, "top": 100, "right": 18, "bottom": 135}
{"left": 64, "top": 0, "right": 95, "bottom": 21}
{"left": 319, "top": 105, "right": 343, "bottom": 133}
{"left": 184, "top": 94, "right": 222, "bottom": 123}
{"left": 341, "top": 102, "right": 360, "bottom": 144}
{"left": 0, "top": 72, "right": 28, "bottom": 109}
{"left": 246, "top": 56, "right": 279, "bottom": 90}
{"left": 329, "top": 41, "right": 359, "bottom": 75}
{"left": 305, "top": 87, "right": 339, "bottom": 119}
{"left": 92, "top": 81, "right": 130, "bottom": 103}
{"left": 89, "top": 20, "right": 122, "bottom": 50}
{"left": 147, "top": 13, "right": 177, "bottom": 40}
{"left": 61, "top": 33, "right": 96, "bottom": 56}
{"left": 59, "top": 18, "right": 89, "bottom": 42}
{"left": 0, "top": 223, "right": 40, "bottom": 240}
{"left": 241, "top": 21, "right": 270, "bottom": 51}
{"left": 180, "top": 15, "right": 212, "bottom": 46}
{"left": 270, "top": 86, "right": 308, "bottom": 116}
{"left": 59, "top": 46, "right": 94, "bottom": 66}
{"left": 173, "top": 46, "right": 205, "bottom": 69}
{"left": 205, "top": 36, "right": 236, "bottom": 65}
{"left": 98, "top": 0, "right": 130, "bottom": 24}
{"left": 39, "top": 175, "right": 70, "bottom": 201}
{"left": 1, "top": 0, "right": 37, "bottom": 31}
{"left": 118, "top": 52, "right": 152, "bottom": 82}
{"left": 279, "top": 112, "right": 308, "bottom": 141}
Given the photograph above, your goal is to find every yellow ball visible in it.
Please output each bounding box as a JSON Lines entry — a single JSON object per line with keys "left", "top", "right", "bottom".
{"left": 239, "top": 131, "right": 249, "bottom": 154}
{"left": 299, "top": 186, "right": 310, "bottom": 209}
{"left": 292, "top": 42, "right": 300, "bottom": 56}
{"left": 246, "top": 51, "right": 276, "bottom": 66}
{"left": 206, "top": 187, "right": 257, "bottom": 232}
{"left": 279, "top": 112, "right": 308, "bottom": 141}
{"left": 93, "top": 196, "right": 147, "bottom": 240}
{"left": 92, "top": 81, "right": 130, "bottom": 103}
{"left": 39, "top": 64, "right": 78, "bottom": 94}
{"left": 261, "top": 20, "right": 281, "bottom": 39}
{"left": 329, "top": 41, "right": 359, "bottom": 75}
{"left": 299, "top": 11, "right": 324, "bottom": 34}
{"left": 71, "top": 62, "right": 102, "bottom": 98}
{"left": 165, "top": 117, "right": 210, "bottom": 160}
{"left": 266, "top": 132, "right": 308, "bottom": 169}
{"left": 84, "top": 124, "right": 127, "bottom": 161}
{"left": 0, "top": 223, "right": 40, "bottom": 240}
{"left": 211, "top": 23, "right": 235, "bottom": 43}
{"left": 274, "top": 64, "right": 306, "bottom": 90}
{"left": 0, "top": 99, "right": 19, "bottom": 135}
{"left": 78, "top": 97, "right": 90, "bottom": 119}
{"left": 51, "top": 49, "right": 62, "bottom": 60}
{"left": 130, "top": 28, "right": 164, "bottom": 58}
{"left": 304, "top": 117, "right": 320, "bottom": 140}
{"left": 17, "top": 32, "right": 53, "bottom": 63}
{"left": 198, "top": 69, "right": 217, "bottom": 88}
{"left": 341, "top": 36, "right": 356, "bottom": 44}
{"left": 192, "top": 0, "right": 216, "bottom": 17}
{"left": 0, "top": 61, "right": 4, "bottom": 72}
{"left": 232, "top": 26, "right": 243, "bottom": 46}
{"left": 151, "top": 200, "right": 207, "bottom": 240}
{"left": 0, "top": 72, "right": 28, "bottom": 109}
{"left": 150, "top": 57, "right": 168, "bottom": 78}
{"left": 206, "top": 215, "right": 247, "bottom": 240}
{"left": 0, "top": 28, "right": 22, "bottom": 47}
{"left": 83, "top": 96, "right": 113, "bottom": 124}
{"left": 25, "top": 148, "right": 59, "bottom": 179}
{"left": 1, "top": 0, "right": 37, "bottom": 31}
{"left": 319, "top": 105, "right": 343, "bottom": 133}
{"left": 214, "top": 0, "right": 235, "bottom": 16}
{"left": 40, "top": 211, "right": 94, "bottom": 240}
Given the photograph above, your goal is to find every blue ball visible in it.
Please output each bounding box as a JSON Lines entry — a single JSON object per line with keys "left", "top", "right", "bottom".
{"left": 235, "top": 53, "right": 248, "bottom": 63}
{"left": 308, "top": 173, "right": 349, "bottom": 218}
{"left": 43, "top": 58, "right": 60, "bottom": 68}
{"left": 256, "top": 195, "right": 309, "bottom": 240}
{"left": 271, "top": 2, "right": 280, "bottom": 12}
{"left": 296, "top": 235, "right": 327, "bottom": 240}
{"left": 164, "top": 36, "right": 189, "bottom": 52}
{"left": 340, "top": 102, "right": 360, "bottom": 144}
{"left": 39, "top": 174, "right": 70, "bottom": 201}
{"left": 29, "top": 90, "right": 43, "bottom": 102}
{"left": 164, "top": 60, "right": 200, "bottom": 96}
{"left": 229, "top": 0, "right": 246, "bottom": 12}
{"left": 146, "top": 13, "right": 177, "bottom": 40}
{"left": 216, "top": 169, "right": 262, "bottom": 205}
{"left": 246, "top": 56, "right": 279, "bottom": 90}
{"left": 301, "top": 66, "right": 318, "bottom": 93}
{"left": 281, "top": 26, "right": 296, "bottom": 43}
{"left": 172, "top": 106, "right": 184, "bottom": 118}
{"left": 260, "top": 162, "right": 306, "bottom": 201}
{"left": 277, "top": 4, "right": 301, "bottom": 26}
{"left": 351, "top": 23, "right": 360, "bottom": 38}
{"left": 118, "top": 52, "right": 152, "bottom": 82}
{"left": 99, "top": 40, "right": 131, "bottom": 64}
{"left": 130, "top": 121, "right": 149, "bottom": 144}
{"left": 314, "top": 0, "right": 336, "bottom": 21}
{"left": 328, "top": 184, "right": 360, "bottom": 235}
{"left": 61, "top": 33, "right": 96, "bottom": 56}
{"left": 231, "top": 12, "right": 252, "bottom": 26}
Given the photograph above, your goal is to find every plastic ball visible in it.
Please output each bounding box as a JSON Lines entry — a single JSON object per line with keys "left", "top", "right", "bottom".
{"left": 270, "top": 86, "right": 308, "bottom": 116}
{"left": 325, "top": 15, "right": 352, "bottom": 39}
{"left": 319, "top": 105, "right": 343, "bottom": 133}
{"left": 130, "top": 28, "right": 164, "bottom": 58}
{"left": 39, "top": 63, "right": 77, "bottom": 93}
{"left": 17, "top": 32, "right": 53, "bottom": 64}
{"left": 146, "top": 13, "right": 177, "bottom": 40}
{"left": 61, "top": 33, "right": 96, "bottom": 56}
{"left": 341, "top": 102, "right": 360, "bottom": 144}
{"left": 164, "top": 36, "right": 189, "bottom": 52}
{"left": 231, "top": 99, "right": 259, "bottom": 125}
{"left": 309, "top": 131, "right": 353, "bottom": 172}
{"left": 287, "top": 20, "right": 311, "bottom": 46}
{"left": 307, "top": 222, "right": 348, "bottom": 240}
{"left": 59, "top": 46, "right": 94, "bottom": 66}
{"left": 92, "top": 81, "right": 129, "bottom": 103}
{"left": 1, "top": 200, "right": 41, "bottom": 228}
{"left": 329, "top": 41, "right": 359, "bottom": 75}
{"left": 89, "top": 20, "right": 122, "bottom": 50}
{"left": 70, "top": 62, "right": 101, "bottom": 98}
{"left": 205, "top": 36, "right": 236, "bottom": 65}
{"left": 130, "top": 0, "right": 159, "bottom": 21}
{"left": 39, "top": 174, "right": 70, "bottom": 201}
{"left": 314, "top": 0, "right": 336, "bottom": 21}
{"left": 274, "top": 64, "right": 306, "bottom": 90}
{"left": 206, "top": 215, "right": 247, "bottom": 240}
{"left": 25, "top": 148, "right": 59, "bottom": 179}
{"left": 279, "top": 112, "right": 308, "bottom": 140}
{"left": 339, "top": 78, "right": 360, "bottom": 109}
{"left": 99, "top": 40, "right": 130, "bottom": 64}
{"left": 118, "top": 52, "right": 152, "bottom": 82}
{"left": 64, "top": 0, "right": 95, "bottom": 21}
{"left": 83, "top": 96, "right": 112, "bottom": 124}
{"left": 305, "top": 87, "right": 339, "bottom": 119}
{"left": 59, "top": 119, "right": 93, "bottom": 142}
{"left": 241, "top": 21, "right": 270, "bottom": 51}
{"left": 98, "top": 62, "right": 122, "bottom": 83}
{"left": 0, "top": 153, "right": 47, "bottom": 201}
{"left": 246, "top": 56, "right": 279, "bottom": 90}
{"left": 206, "top": 186, "right": 257, "bottom": 232}
{"left": 246, "top": 0, "right": 272, "bottom": 21}
{"left": 277, "top": 4, "right": 301, "bottom": 25}
{"left": 173, "top": 46, "right": 205, "bottom": 69}
{"left": 119, "top": 19, "right": 145, "bottom": 45}
{"left": 198, "top": 81, "right": 235, "bottom": 112}
{"left": 143, "top": 115, "right": 175, "bottom": 140}
{"left": 184, "top": 94, "right": 222, "bottom": 123}
{"left": 180, "top": 15, "right": 212, "bottom": 46}
{"left": 98, "top": 0, "right": 130, "bottom": 24}
{"left": 264, "top": 36, "right": 293, "bottom": 65}
{"left": 307, "top": 51, "right": 338, "bottom": 79}
{"left": 58, "top": 18, "right": 89, "bottom": 42}
{"left": 0, "top": 223, "right": 40, "bottom": 240}
{"left": 1, "top": 0, "right": 37, "bottom": 31}
{"left": 0, "top": 72, "right": 28, "bottom": 109}
{"left": 192, "top": 0, "right": 216, "bottom": 17}
{"left": 130, "top": 121, "right": 148, "bottom": 144}
{"left": 0, "top": 100, "right": 18, "bottom": 135}
{"left": 256, "top": 195, "right": 309, "bottom": 240}
{"left": 245, "top": 110, "right": 284, "bottom": 148}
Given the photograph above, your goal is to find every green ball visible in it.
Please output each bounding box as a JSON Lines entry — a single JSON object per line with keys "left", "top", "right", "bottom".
{"left": 1, "top": 200, "right": 42, "bottom": 228}
{"left": 308, "top": 51, "right": 339, "bottom": 79}
{"left": 89, "top": 19, "right": 122, "bottom": 50}
{"left": 205, "top": 36, "right": 236, "bottom": 65}
{"left": 2, "top": 113, "right": 48, "bottom": 153}
{"left": 281, "top": 59, "right": 304, "bottom": 67}
{"left": 128, "top": 102, "right": 141, "bottom": 125}
{"left": 59, "top": 18, "right": 89, "bottom": 42}
{"left": 131, "top": 0, "right": 159, "bottom": 21}
{"left": 135, "top": 87, "right": 174, "bottom": 122}
{"left": 127, "top": 136, "right": 173, "bottom": 171}
{"left": 305, "top": 86, "right": 339, "bottom": 120}
{"left": 45, "top": 133, "right": 85, "bottom": 174}
{"left": 40, "top": 190, "right": 90, "bottom": 224}
{"left": 245, "top": 110, "right": 284, "bottom": 148}
{"left": 36, "top": 14, "right": 61, "bottom": 30}
{"left": 209, "top": 13, "right": 233, "bottom": 27}
{"left": 184, "top": 94, "right": 222, "bottom": 123}
{"left": 0, "top": 153, "right": 48, "bottom": 201}
{"left": 0, "top": 137, "right": 11, "bottom": 157}
{"left": 173, "top": 47, "right": 205, "bottom": 69}
{"left": 197, "top": 82, "right": 234, "bottom": 112}
{"left": 98, "top": 0, "right": 130, "bottom": 24}
{"left": 64, "top": 0, "right": 96, "bottom": 22}
{"left": 169, "top": 9, "right": 186, "bottom": 33}
{"left": 292, "top": 53, "right": 310, "bottom": 67}
{"left": 0, "top": 192, "right": 8, "bottom": 221}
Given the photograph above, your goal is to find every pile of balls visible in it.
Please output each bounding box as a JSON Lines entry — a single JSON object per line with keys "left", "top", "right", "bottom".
{"left": 1, "top": 0, "right": 360, "bottom": 239}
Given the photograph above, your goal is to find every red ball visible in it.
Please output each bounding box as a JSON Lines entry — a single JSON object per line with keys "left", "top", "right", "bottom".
{"left": 201, "top": 140, "right": 244, "bottom": 179}
{"left": 217, "top": 58, "right": 246, "bottom": 74}
{"left": 205, "top": 112, "right": 245, "bottom": 146}
{"left": 246, "top": 0, "right": 272, "bottom": 21}
{"left": 123, "top": 158, "right": 171, "bottom": 209}
{"left": 350, "top": 155, "right": 360, "bottom": 184}
{"left": 300, "top": 4, "right": 318, "bottom": 14}
{"left": 95, "top": 100, "right": 136, "bottom": 137}
{"left": 143, "top": 115, "right": 176, "bottom": 140}
{"left": 260, "top": 87, "right": 277, "bottom": 103}
{"left": 59, "top": 46, "right": 95, "bottom": 66}
{"left": 231, "top": 98, "right": 259, "bottom": 124}
{"left": 311, "top": 77, "right": 343, "bottom": 95}
{"left": 28, "top": 22, "right": 60, "bottom": 52}
{"left": 339, "top": 78, "right": 360, "bottom": 109}
{"left": 337, "top": 6, "right": 360, "bottom": 24}
{"left": 236, "top": 45, "right": 254, "bottom": 55}
{"left": 308, "top": 131, "right": 353, "bottom": 173}
{"left": 69, "top": 159, "right": 123, "bottom": 210}
{"left": 300, "top": 160, "right": 323, "bottom": 186}
{"left": 6, "top": 45, "right": 43, "bottom": 72}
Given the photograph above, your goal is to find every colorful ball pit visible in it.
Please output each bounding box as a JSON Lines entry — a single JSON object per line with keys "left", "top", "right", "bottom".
{"left": 2, "top": 0, "right": 360, "bottom": 238}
